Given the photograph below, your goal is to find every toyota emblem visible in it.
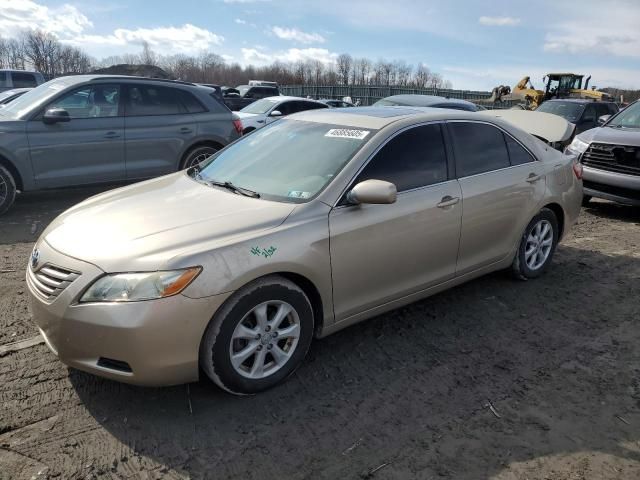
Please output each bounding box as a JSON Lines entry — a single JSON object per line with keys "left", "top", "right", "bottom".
{"left": 30, "top": 248, "right": 40, "bottom": 269}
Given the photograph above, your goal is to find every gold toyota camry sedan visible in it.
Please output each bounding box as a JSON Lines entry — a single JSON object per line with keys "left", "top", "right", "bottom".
{"left": 27, "top": 107, "right": 583, "bottom": 394}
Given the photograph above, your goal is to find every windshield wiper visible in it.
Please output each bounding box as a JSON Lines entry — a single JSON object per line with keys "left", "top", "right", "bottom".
{"left": 205, "top": 179, "right": 261, "bottom": 198}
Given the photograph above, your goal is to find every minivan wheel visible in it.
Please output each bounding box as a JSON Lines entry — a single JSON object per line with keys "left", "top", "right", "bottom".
{"left": 199, "top": 276, "right": 314, "bottom": 395}
{"left": 0, "top": 165, "right": 17, "bottom": 216}
{"left": 512, "top": 208, "right": 559, "bottom": 280}
{"left": 181, "top": 145, "right": 218, "bottom": 170}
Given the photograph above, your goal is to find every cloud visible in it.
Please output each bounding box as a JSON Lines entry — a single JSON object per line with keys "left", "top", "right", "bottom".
{"left": 241, "top": 46, "right": 338, "bottom": 65}
{"left": 478, "top": 16, "right": 521, "bottom": 26}
{"left": 65, "top": 24, "right": 224, "bottom": 55}
{"left": 0, "top": 0, "right": 91, "bottom": 36}
{"left": 234, "top": 18, "right": 247, "bottom": 25}
{"left": 272, "top": 26, "right": 325, "bottom": 44}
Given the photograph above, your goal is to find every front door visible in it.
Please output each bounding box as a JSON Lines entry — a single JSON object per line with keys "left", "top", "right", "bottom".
{"left": 26, "top": 84, "right": 125, "bottom": 188}
{"left": 329, "top": 123, "right": 462, "bottom": 321}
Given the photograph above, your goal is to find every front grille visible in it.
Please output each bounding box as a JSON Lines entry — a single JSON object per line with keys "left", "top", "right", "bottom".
{"left": 582, "top": 142, "right": 640, "bottom": 176}
{"left": 28, "top": 264, "right": 80, "bottom": 300}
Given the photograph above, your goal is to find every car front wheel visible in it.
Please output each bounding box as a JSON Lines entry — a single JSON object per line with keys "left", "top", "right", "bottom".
{"left": 199, "top": 276, "right": 314, "bottom": 395}
{"left": 181, "top": 145, "right": 218, "bottom": 170}
{"left": 0, "top": 165, "right": 17, "bottom": 216}
{"left": 512, "top": 208, "right": 559, "bottom": 280}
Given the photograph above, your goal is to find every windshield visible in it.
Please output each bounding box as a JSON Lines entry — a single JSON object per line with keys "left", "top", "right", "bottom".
{"left": 240, "top": 98, "right": 279, "bottom": 114}
{"left": 194, "top": 119, "right": 374, "bottom": 202}
{"left": 607, "top": 101, "right": 640, "bottom": 128}
{"left": 0, "top": 77, "right": 73, "bottom": 118}
{"left": 536, "top": 101, "right": 584, "bottom": 123}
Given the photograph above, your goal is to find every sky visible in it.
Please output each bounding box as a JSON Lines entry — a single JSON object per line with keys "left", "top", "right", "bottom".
{"left": 1, "top": 0, "right": 640, "bottom": 91}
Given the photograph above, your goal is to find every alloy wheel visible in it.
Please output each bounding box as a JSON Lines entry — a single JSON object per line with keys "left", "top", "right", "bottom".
{"left": 525, "top": 219, "right": 553, "bottom": 270}
{"left": 229, "top": 300, "right": 301, "bottom": 379}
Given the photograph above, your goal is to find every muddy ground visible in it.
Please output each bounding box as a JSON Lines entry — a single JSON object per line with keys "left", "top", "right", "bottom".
{"left": 1, "top": 187, "right": 639, "bottom": 480}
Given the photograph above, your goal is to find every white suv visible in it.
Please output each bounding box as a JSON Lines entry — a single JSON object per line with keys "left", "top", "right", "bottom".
{"left": 234, "top": 96, "right": 327, "bottom": 134}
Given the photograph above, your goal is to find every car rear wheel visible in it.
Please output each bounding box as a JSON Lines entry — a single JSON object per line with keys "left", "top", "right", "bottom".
{"left": 512, "top": 208, "right": 559, "bottom": 280}
{"left": 0, "top": 165, "right": 17, "bottom": 216}
{"left": 199, "top": 275, "right": 314, "bottom": 395}
{"left": 181, "top": 145, "right": 218, "bottom": 170}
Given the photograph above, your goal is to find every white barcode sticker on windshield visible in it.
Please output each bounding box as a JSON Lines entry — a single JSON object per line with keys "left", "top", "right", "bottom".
{"left": 325, "top": 129, "right": 370, "bottom": 140}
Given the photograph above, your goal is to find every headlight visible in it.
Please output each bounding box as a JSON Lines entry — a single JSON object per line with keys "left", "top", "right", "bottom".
{"left": 564, "top": 137, "right": 589, "bottom": 155}
{"left": 80, "top": 267, "right": 201, "bottom": 303}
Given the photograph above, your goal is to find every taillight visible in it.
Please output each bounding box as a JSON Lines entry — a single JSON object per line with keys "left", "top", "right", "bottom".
{"left": 232, "top": 118, "right": 243, "bottom": 135}
{"left": 573, "top": 162, "right": 583, "bottom": 179}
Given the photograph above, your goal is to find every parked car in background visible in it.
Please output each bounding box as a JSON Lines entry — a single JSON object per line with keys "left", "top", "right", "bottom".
{"left": 320, "top": 99, "right": 355, "bottom": 108}
{"left": 0, "top": 88, "right": 31, "bottom": 106}
{"left": 27, "top": 107, "right": 582, "bottom": 393}
{"left": 536, "top": 99, "right": 619, "bottom": 135}
{"left": 223, "top": 82, "right": 280, "bottom": 111}
{"left": 373, "top": 94, "right": 482, "bottom": 111}
{"left": 0, "top": 75, "right": 241, "bottom": 214}
{"left": 566, "top": 100, "right": 640, "bottom": 206}
{"left": 0, "top": 69, "right": 45, "bottom": 92}
{"left": 234, "top": 96, "right": 328, "bottom": 134}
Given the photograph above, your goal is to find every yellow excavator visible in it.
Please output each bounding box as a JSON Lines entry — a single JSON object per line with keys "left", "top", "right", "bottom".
{"left": 482, "top": 73, "right": 613, "bottom": 109}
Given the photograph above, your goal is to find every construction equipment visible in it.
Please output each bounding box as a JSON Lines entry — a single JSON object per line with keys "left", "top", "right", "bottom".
{"left": 481, "top": 73, "right": 613, "bottom": 110}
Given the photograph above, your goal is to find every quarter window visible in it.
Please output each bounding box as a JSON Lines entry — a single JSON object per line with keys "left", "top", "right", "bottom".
{"left": 505, "top": 135, "right": 534, "bottom": 165}
{"left": 355, "top": 124, "right": 448, "bottom": 192}
{"left": 47, "top": 85, "right": 120, "bottom": 118}
{"left": 177, "top": 90, "right": 206, "bottom": 113}
{"left": 449, "top": 122, "right": 510, "bottom": 177}
{"left": 126, "top": 85, "right": 183, "bottom": 116}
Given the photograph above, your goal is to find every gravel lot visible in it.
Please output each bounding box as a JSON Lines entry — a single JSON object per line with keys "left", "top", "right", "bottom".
{"left": 1, "top": 187, "right": 639, "bottom": 480}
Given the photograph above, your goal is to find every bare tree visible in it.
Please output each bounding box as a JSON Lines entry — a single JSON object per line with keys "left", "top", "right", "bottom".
{"left": 336, "top": 53, "right": 352, "bottom": 85}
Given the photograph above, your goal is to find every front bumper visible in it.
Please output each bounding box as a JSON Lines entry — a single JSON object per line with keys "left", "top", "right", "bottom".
{"left": 583, "top": 166, "right": 640, "bottom": 206}
{"left": 27, "top": 240, "right": 232, "bottom": 386}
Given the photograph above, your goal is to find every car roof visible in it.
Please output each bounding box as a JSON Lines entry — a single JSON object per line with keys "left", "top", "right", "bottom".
{"left": 379, "top": 94, "right": 476, "bottom": 108}
{"left": 263, "top": 96, "right": 324, "bottom": 103}
{"left": 291, "top": 106, "right": 480, "bottom": 129}
{"left": 45, "top": 74, "right": 197, "bottom": 87}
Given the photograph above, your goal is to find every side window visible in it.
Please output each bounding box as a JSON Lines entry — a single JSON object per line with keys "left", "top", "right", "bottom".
{"left": 301, "top": 102, "right": 327, "bottom": 111}
{"left": 126, "top": 85, "right": 183, "bottom": 116}
{"left": 449, "top": 122, "right": 510, "bottom": 177}
{"left": 505, "top": 135, "right": 535, "bottom": 165}
{"left": 0, "top": 72, "right": 7, "bottom": 88}
{"left": 12, "top": 72, "right": 37, "bottom": 88}
{"left": 47, "top": 85, "right": 120, "bottom": 118}
{"left": 177, "top": 90, "right": 206, "bottom": 113}
{"left": 275, "top": 101, "right": 295, "bottom": 115}
{"left": 583, "top": 105, "right": 597, "bottom": 122}
{"left": 354, "top": 124, "right": 448, "bottom": 192}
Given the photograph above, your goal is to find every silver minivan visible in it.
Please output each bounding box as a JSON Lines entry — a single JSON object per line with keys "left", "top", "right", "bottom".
{"left": 0, "top": 75, "right": 242, "bottom": 214}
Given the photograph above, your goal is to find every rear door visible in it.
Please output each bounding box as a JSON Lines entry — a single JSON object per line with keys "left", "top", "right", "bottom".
{"left": 26, "top": 83, "right": 126, "bottom": 188}
{"left": 449, "top": 121, "right": 546, "bottom": 275}
{"left": 329, "top": 123, "right": 462, "bottom": 321}
{"left": 123, "top": 83, "right": 197, "bottom": 179}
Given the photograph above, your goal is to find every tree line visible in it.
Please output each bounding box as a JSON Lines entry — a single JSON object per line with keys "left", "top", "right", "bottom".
{"left": 1, "top": 29, "right": 453, "bottom": 89}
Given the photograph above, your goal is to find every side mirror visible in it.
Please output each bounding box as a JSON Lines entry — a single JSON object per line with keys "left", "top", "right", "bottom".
{"left": 270, "top": 110, "right": 282, "bottom": 117}
{"left": 43, "top": 108, "right": 70, "bottom": 124}
{"left": 597, "top": 114, "right": 611, "bottom": 126}
{"left": 346, "top": 180, "right": 397, "bottom": 205}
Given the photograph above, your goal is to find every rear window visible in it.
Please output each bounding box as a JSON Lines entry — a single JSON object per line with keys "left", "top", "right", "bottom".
{"left": 12, "top": 72, "right": 38, "bottom": 88}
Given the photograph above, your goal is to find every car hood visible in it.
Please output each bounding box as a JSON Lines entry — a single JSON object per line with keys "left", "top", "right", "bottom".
{"left": 42, "top": 172, "right": 296, "bottom": 272}
{"left": 480, "top": 110, "right": 574, "bottom": 143}
{"left": 578, "top": 126, "right": 640, "bottom": 146}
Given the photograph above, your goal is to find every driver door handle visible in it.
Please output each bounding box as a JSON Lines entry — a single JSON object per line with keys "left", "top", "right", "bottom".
{"left": 526, "top": 173, "right": 542, "bottom": 183}
{"left": 103, "top": 131, "right": 120, "bottom": 139}
{"left": 437, "top": 195, "right": 460, "bottom": 208}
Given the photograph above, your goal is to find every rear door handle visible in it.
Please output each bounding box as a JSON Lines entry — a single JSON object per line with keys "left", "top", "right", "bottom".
{"left": 437, "top": 196, "right": 460, "bottom": 208}
{"left": 526, "top": 173, "right": 542, "bottom": 183}
{"left": 104, "top": 131, "right": 120, "bottom": 139}
{"left": 179, "top": 127, "right": 193, "bottom": 134}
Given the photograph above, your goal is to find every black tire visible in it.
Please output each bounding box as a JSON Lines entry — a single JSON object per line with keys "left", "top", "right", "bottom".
{"left": 0, "top": 165, "right": 17, "bottom": 216}
{"left": 511, "top": 208, "right": 559, "bottom": 280}
{"left": 582, "top": 195, "right": 592, "bottom": 206}
{"left": 180, "top": 145, "right": 219, "bottom": 170}
{"left": 199, "top": 275, "right": 314, "bottom": 395}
